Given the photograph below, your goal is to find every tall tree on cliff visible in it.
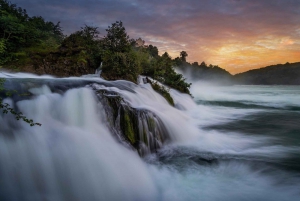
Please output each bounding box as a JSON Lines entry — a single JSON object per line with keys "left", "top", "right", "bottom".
{"left": 180, "top": 51, "right": 188, "bottom": 62}
{"left": 102, "top": 21, "right": 131, "bottom": 53}
{"left": 101, "top": 21, "right": 141, "bottom": 83}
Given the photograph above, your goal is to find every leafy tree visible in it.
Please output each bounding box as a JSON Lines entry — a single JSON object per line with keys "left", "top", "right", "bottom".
{"left": 145, "top": 52, "right": 191, "bottom": 94}
{"left": 147, "top": 45, "right": 159, "bottom": 58}
{"left": 101, "top": 50, "right": 141, "bottom": 82}
{"left": 101, "top": 21, "right": 144, "bottom": 83}
{"left": 192, "top": 62, "right": 199, "bottom": 66}
{"left": 60, "top": 25, "right": 101, "bottom": 67}
{"left": 200, "top": 61, "right": 207, "bottom": 67}
{"left": 173, "top": 57, "right": 182, "bottom": 66}
{"left": 102, "top": 21, "right": 131, "bottom": 53}
{"left": 0, "top": 0, "right": 64, "bottom": 66}
{"left": 180, "top": 51, "right": 188, "bottom": 62}
{"left": 33, "top": 25, "right": 102, "bottom": 76}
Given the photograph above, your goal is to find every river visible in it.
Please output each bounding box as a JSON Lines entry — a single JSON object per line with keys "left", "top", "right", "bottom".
{"left": 0, "top": 72, "right": 299, "bottom": 201}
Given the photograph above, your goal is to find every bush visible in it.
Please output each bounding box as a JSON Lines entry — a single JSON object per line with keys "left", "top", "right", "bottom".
{"left": 101, "top": 50, "right": 142, "bottom": 83}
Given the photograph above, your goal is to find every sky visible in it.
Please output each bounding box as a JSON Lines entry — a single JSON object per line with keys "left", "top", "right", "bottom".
{"left": 12, "top": 0, "right": 300, "bottom": 74}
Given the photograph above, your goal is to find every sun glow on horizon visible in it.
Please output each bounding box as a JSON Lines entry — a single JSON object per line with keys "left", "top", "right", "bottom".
{"left": 183, "top": 34, "right": 300, "bottom": 74}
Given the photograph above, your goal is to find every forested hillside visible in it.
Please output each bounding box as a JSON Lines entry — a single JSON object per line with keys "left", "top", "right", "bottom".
{"left": 234, "top": 62, "right": 300, "bottom": 85}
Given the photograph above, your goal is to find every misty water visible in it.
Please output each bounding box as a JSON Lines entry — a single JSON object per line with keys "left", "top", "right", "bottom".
{"left": 0, "top": 72, "right": 300, "bottom": 201}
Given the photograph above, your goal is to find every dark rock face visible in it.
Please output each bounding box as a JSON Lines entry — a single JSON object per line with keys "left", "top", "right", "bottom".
{"left": 234, "top": 62, "right": 300, "bottom": 85}
{"left": 95, "top": 88, "right": 169, "bottom": 156}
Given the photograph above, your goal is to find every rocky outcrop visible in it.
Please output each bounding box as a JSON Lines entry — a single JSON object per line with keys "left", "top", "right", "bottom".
{"left": 2, "top": 78, "right": 169, "bottom": 156}
{"left": 95, "top": 88, "right": 169, "bottom": 156}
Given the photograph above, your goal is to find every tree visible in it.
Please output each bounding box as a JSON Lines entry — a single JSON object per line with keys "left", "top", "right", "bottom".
{"left": 192, "top": 62, "right": 199, "bottom": 66}
{"left": 147, "top": 45, "right": 158, "bottom": 58}
{"left": 59, "top": 25, "right": 102, "bottom": 71}
{"left": 101, "top": 50, "right": 141, "bottom": 83}
{"left": 200, "top": 61, "right": 207, "bottom": 67}
{"left": 101, "top": 21, "right": 143, "bottom": 83}
{"left": 173, "top": 57, "right": 182, "bottom": 66}
{"left": 102, "top": 21, "right": 130, "bottom": 53}
{"left": 180, "top": 51, "right": 188, "bottom": 62}
{"left": 0, "top": 0, "right": 64, "bottom": 66}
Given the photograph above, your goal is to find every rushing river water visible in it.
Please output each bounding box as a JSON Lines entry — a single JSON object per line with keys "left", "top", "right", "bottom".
{"left": 0, "top": 72, "right": 300, "bottom": 201}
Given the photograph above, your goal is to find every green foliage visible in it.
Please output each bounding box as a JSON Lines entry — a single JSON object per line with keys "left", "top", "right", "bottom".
{"left": 141, "top": 51, "right": 191, "bottom": 94}
{"left": 147, "top": 45, "right": 159, "bottom": 58}
{"left": 0, "top": 0, "right": 64, "bottom": 66}
{"left": 102, "top": 21, "right": 131, "bottom": 53}
{"left": 60, "top": 25, "right": 101, "bottom": 68}
{"left": 0, "top": 78, "right": 41, "bottom": 126}
{"left": 101, "top": 21, "right": 144, "bottom": 83}
{"left": 102, "top": 50, "right": 142, "bottom": 83}
{"left": 149, "top": 80, "right": 174, "bottom": 106}
{"left": 123, "top": 112, "right": 136, "bottom": 144}
{"left": 0, "top": 39, "right": 6, "bottom": 54}
{"left": 0, "top": 0, "right": 191, "bottom": 95}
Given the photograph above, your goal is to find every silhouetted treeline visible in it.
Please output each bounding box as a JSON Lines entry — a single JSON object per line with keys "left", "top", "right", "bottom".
{"left": 174, "top": 59, "right": 233, "bottom": 85}
{"left": 234, "top": 62, "right": 300, "bottom": 85}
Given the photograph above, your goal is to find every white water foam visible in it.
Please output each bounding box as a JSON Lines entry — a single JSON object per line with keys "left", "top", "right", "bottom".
{"left": 1, "top": 72, "right": 300, "bottom": 200}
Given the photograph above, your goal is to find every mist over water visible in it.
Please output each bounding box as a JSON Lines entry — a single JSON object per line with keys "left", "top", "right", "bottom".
{"left": 0, "top": 72, "right": 300, "bottom": 201}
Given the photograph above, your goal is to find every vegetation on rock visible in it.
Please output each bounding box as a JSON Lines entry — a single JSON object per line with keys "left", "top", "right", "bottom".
{"left": 0, "top": 78, "right": 41, "bottom": 126}
{"left": 0, "top": 0, "right": 191, "bottom": 96}
{"left": 146, "top": 78, "right": 174, "bottom": 106}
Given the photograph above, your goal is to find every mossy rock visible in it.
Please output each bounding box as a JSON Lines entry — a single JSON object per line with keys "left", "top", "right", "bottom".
{"left": 119, "top": 107, "right": 139, "bottom": 146}
{"left": 123, "top": 112, "right": 136, "bottom": 144}
{"left": 149, "top": 81, "right": 174, "bottom": 106}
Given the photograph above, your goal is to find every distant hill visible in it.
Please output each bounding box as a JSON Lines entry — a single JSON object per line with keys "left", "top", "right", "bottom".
{"left": 234, "top": 62, "right": 300, "bottom": 85}
{"left": 177, "top": 61, "right": 300, "bottom": 85}
{"left": 175, "top": 62, "right": 233, "bottom": 85}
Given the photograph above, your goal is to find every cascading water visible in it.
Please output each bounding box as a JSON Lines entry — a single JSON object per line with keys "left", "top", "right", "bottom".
{"left": 0, "top": 81, "right": 158, "bottom": 201}
{"left": 1, "top": 72, "right": 300, "bottom": 201}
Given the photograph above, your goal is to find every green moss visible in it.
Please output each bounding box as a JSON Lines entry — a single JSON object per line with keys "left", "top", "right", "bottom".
{"left": 150, "top": 82, "right": 174, "bottom": 106}
{"left": 102, "top": 93, "right": 123, "bottom": 127}
{"left": 148, "top": 117, "right": 155, "bottom": 131}
{"left": 124, "top": 112, "right": 136, "bottom": 144}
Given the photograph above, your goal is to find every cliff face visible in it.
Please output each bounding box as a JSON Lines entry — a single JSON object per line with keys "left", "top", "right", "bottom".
{"left": 234, "top": 62, "right": 300, "bottom": 85}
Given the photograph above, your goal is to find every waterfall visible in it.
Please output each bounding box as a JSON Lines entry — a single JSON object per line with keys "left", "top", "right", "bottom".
{"left": 1, "top": 72, "right": 300, "bottom": 201}
{"left": 95, "top": 62, "right": 102, "bottom": 75}
{"left": 0, "top": 73, "right": 198, "bottom": 200}
{"left": 0, "top": 83, "right": 158, "bottom": 201}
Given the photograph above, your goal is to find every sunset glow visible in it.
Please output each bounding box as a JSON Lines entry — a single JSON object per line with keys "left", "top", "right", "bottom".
{"left": 12, "top": 0, "right": 300, "bottom": 74}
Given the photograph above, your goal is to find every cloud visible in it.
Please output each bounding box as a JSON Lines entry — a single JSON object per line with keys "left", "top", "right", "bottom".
{"left": 12, "top": 0, "right": 300, "bottom": 73}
